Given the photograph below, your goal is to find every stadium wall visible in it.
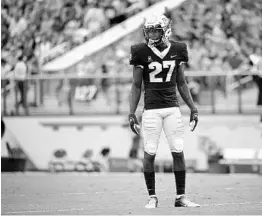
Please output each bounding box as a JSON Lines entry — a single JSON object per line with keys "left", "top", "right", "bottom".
{"left": 2, "top": 115, "right": 261, "bottom": 172}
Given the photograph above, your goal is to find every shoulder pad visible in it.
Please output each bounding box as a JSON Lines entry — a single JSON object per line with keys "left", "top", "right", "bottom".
{"left": 130, "top": 43, "right": 147, "bottom": 66}
{"left": 170, "top": 40, "right": 188, "bottom": 62}
{"left": 170, "top": 40, "right": 187, "bottom": 50}
{"left": 131, "top": 43, "right": 147, "bottom": 53}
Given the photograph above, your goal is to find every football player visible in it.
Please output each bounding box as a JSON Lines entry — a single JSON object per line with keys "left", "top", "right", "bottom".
{"left": 128, "top": 14, "right": 199, "bottom": 208}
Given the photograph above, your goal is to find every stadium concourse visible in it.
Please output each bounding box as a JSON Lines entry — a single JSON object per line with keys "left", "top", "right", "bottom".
{"left": 1, "top": 172, "right": 262, "bottom": 215}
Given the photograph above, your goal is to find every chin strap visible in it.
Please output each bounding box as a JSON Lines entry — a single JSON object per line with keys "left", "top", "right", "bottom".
{"left": 148, "top": 38, "right": 161, "bottom": 47}
{"left": 148, "top": 39, "right": 170, "bottom": 49}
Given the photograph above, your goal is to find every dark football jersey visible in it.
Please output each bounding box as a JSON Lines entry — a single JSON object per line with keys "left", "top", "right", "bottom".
{"left": 130, "top": 40, "right": 188, "bottom": 110}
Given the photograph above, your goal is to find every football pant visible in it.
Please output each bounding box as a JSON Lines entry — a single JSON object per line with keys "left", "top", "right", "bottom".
{"left": 142, "top": 107, "right": 184, "bottom": 155}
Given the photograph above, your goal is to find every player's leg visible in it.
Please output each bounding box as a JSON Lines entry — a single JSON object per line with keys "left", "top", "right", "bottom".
{"left": 142, "top": 110, "right": 162, "bottom": 208}
{"left": 163, "top": 108, "right": 186, "bottom": 195}
{"left": 163, "top": 107, "right": 200, "bottom": 207}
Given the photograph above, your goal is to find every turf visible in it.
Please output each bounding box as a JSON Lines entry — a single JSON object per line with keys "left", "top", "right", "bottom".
{"left": 1, "top": 172, "right": 262, "bottom": 215}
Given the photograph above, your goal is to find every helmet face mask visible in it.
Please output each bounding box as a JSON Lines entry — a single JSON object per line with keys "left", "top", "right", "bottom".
{"left": 143, "top": 26, "right": 164, "bottom": 46}
{"left": 143, "top": 14, "right": 171, "bottom": 47}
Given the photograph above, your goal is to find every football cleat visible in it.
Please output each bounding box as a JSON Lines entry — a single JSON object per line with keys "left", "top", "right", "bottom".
{"left": 145, "top": 195, "right": 158, "bottom": 209}
{"left": 175, "top": 195, "right": 200, "bottom": 207}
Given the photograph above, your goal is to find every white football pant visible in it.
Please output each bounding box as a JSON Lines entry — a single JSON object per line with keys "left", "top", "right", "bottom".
{"left": 142, "top": 107, "right": 184, "bottom": 155}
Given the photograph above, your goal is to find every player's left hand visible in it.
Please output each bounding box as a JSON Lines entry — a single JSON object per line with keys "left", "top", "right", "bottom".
{"left": 189, "top": 108, "right": 198, "bottom": 131}
{"left": 128, "top": 113, "right": 140, "bottom": 135}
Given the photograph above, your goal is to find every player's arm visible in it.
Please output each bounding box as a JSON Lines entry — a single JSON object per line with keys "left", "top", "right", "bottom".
{"left": 177, "top": 63, "right": 196, "bottom": 110}
{"left": 128, "top": 66, "right": 143, "bottom": 134}
{"left": 129, "top": 65, "right": 143, "bottom": 114}
{"left": 176, "top": 63, "right": 198, "bottom": 131}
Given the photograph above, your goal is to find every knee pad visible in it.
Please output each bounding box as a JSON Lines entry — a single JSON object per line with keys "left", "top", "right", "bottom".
{"left": 170, "top": 137, "right": 184, "bottom": 153}
{"left": 144, "top": 140, "right": 158, "bottom": 155}
{"left": 143, "top": 151, "right": 155, "bottom": 172}
{"left": 166, "top": 126, "right": 184, "bottom": 153}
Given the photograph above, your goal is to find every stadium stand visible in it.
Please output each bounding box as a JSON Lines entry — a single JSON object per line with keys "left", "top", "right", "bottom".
{"left": 1, "top": 0, "right": 159, "bottom": 68}
{"left": 43, "top": 0, "right": 262, "bottom": 70}
{"left": 1, "top": 0, "right": 261, "bottom": 116}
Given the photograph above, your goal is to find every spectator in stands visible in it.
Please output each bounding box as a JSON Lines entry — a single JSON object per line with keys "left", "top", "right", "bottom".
{"left": 100, "top": 64, "right": 111, "bottom": 106}
{"left": 83, "top": 1, "right": 108, "bottom": 36}
{"left": 1, "top": 59, "right": 12, "bottom": 101}
{"left": 1, "top": 59, "right": 12, "bottom": 86}
{"left": 9, "top": 9, "right": 28, "bottom": 38}
{"left": 22, "top": 30, "right": 37, "bottom": 61}
{"left": 35, "top": 34, "right": 51, "bottom": 66}
{"left": 249, "top": 51, "right": 262, "bottom": 121}
{"left": 104, "top": 6, "right": 118, "bottom": 27}
{"left": 253, "top": 74, "right": 262, "bottom": 110}
{"left": 40, "top": 11, "right": 54, "bottom": 36}
{"left": 60, "top": 1, "right": 76, "bottom": 25}
{"left": 1, "top": 118, "right": 6, "bottom": 139}
{"left": 52, "top": 15, "right": 64, "bottom": 33}
{"left": 14, "top": 55, "right": 28, "bottom": 115}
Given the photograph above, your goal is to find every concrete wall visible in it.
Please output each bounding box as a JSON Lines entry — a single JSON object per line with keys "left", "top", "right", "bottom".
{"left": 3, "top": 115, "right": 262, "bottom": 171}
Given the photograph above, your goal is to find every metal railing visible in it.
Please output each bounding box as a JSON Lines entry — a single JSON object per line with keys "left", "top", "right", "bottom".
{"left": 1, "top": 71, "right": 261, "bottom": 116}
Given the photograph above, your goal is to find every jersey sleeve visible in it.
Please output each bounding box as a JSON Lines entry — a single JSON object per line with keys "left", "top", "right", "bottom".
{"left": 178, "top": 43, "right": 188, "bottom": 65}
{"left": 129, "top": 45, "right": 144, "bottom": 69}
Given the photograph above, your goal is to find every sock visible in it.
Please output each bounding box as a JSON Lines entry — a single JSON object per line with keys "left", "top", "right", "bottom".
{"left": 143, "top": 172, "right": 155, "bottom": 196}
{"left": 143, "top": 152, "right": 156, "bottom": 196}
{"left": 174, "top": 170, "right": 186, "bottom": 195}
{"left": 172, "top": 152, "right": 186, "bottom": 195}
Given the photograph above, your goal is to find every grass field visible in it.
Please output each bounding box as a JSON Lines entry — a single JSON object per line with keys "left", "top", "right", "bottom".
{"left": 1, "top": 172, "right": 262, "bottom": 215}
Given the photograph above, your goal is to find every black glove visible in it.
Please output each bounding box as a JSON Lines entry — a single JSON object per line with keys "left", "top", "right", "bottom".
{"left": 128, "top": 113, "right": 140, "bottom": 135}
{"left": 189, "top": 108, "right": 198, "bottom": 131}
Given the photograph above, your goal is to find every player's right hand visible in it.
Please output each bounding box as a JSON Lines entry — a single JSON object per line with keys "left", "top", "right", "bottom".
{"left": 189, "top": 108, "right": 198, "bottom": 131}
{"left": 128, "top": 113, "right": 140, "bottom": 135}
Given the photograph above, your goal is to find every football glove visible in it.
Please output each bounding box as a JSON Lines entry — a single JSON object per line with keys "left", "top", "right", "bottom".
{"left": 128, "top": 113, "right": 140, "bottom": 135}
{"left": 189, "top": 108, "right": 198, "bottom": 131}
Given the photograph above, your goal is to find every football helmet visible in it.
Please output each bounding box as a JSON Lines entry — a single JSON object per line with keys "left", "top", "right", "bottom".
{"left": 143, "top": 14, "right": 171, "bottom": 47}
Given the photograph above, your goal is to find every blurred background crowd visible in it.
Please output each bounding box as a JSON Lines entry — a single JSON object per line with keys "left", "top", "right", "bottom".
{"left": 172, "top": 0, "right": 262, "bottom": 71}
{"left": 1, "top": 0, "right": 158, "bottom": 68}
{"left": 2, "top": 0, "right": 262, "bottom": 72}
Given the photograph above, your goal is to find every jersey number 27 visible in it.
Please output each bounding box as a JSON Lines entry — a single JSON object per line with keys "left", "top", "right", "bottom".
{"left": 149, "top": 60, "right": 176, "bottom": 83}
